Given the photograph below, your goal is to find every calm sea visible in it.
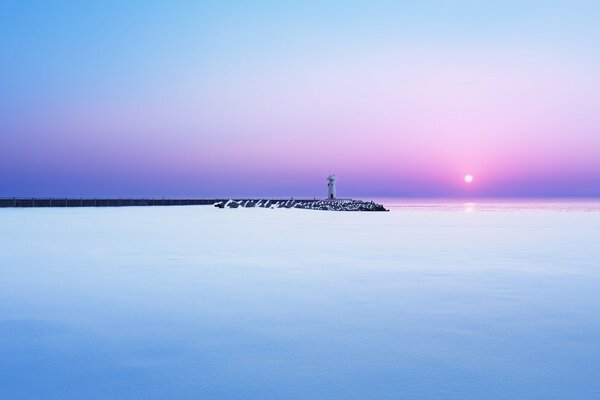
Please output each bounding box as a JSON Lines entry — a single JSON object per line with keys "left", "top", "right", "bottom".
{"left": 1, "top": 200, "right": 599, "bottom": 399}
{"left": 377, "top": 198, "right": 600, "bottom": 212}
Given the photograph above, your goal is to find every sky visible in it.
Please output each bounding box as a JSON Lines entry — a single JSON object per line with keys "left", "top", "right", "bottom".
{"left": 1, "top": 0, "right": 599, "bottom": 198}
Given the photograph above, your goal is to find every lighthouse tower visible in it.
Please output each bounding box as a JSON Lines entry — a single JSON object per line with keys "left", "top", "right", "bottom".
{"left": 327, "top": 175, "right": 337, "bottom": 199}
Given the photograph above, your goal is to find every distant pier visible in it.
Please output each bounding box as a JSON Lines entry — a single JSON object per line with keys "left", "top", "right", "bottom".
{"left": 0, "top": 198, "right": 303, "bottom": 208}
{"left": 0, "top": 198, "right": 387, "bottom": 211}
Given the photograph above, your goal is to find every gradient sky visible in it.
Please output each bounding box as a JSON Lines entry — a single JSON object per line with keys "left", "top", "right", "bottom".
{"left": 1, "top": 1, "right": 599, "bottom": 198}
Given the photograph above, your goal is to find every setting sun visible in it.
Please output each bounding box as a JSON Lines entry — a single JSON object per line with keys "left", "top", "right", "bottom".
{"left": 464, "top": 175, "right": 474, "bottom": 183}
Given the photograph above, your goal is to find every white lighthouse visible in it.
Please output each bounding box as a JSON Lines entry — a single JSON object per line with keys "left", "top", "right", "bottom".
{"left": 327, "top": 175, "right": 337, "bottom": 199}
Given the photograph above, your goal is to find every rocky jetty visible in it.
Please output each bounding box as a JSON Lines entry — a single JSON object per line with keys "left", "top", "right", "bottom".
{"left": 214, "top": 199, "right": 388, "bottom": 211}
{"left": 0, "top": 197, "right": 387, "bottom": 210}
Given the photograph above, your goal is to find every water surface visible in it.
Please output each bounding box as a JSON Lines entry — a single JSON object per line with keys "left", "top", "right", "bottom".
{"left": 1, "top": 201, "right": 599, "bottom": 399}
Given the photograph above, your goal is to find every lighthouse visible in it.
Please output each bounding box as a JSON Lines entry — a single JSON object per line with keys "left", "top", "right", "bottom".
{"left": 327, "top": 175, "right": 337, "bottom": 199}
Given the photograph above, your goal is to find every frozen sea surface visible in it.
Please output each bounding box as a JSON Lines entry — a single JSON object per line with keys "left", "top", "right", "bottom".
{"left": 1, "top": 201, "right": 600, "bottom": 399}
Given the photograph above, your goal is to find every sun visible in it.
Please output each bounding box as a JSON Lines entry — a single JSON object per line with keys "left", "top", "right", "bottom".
{"left": 464, "top": 174, "right": 473, "bottom": 183}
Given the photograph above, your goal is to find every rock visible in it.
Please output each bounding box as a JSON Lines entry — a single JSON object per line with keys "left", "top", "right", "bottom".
{"left": 217, "top": 199, "right": 388, "bottom": 211}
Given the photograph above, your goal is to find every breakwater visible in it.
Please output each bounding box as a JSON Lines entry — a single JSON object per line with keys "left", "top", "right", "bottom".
{"left": 0, "top": 198, "right": 221, "bottom": 208}
{"left": 215, "top": 199, "right": 387, "bottom": 211}
{"left": 0, "top": 198, "right": 387, "bottom": 211}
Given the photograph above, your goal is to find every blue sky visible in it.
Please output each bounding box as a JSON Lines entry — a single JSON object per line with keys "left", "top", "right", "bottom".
{"left": 1, "top": 1, "right": 599, "bottom": 197}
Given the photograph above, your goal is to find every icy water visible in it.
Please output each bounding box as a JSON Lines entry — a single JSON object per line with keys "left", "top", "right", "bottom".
{"left": 1, "top": 201, "right": 599, "bottom": 399}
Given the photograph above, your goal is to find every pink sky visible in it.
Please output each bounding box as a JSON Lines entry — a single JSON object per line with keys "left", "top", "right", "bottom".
{"left": 1, "top": 2, "right": 599, "bottom": 197}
